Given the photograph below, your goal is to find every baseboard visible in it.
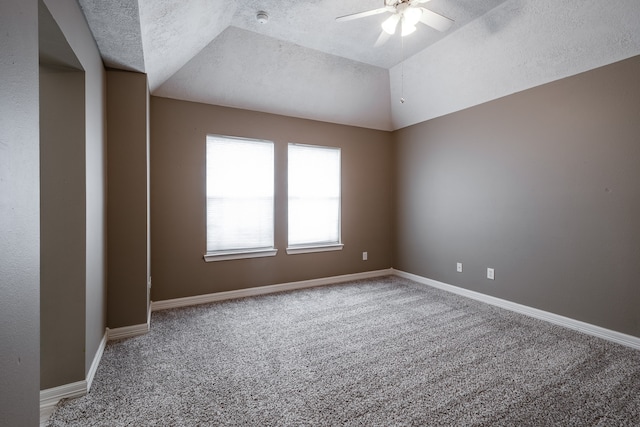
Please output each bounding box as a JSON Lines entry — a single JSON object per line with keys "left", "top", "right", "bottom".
{"left": 152, "top": 268, "right": 395, "bottom": 311}
{"left": 40, "top": 380, "right": 86, "bottom": 425}
{"left": 40, "top": 329, "right": 108, "bottom": 426}
{"left": 86, "top": 331, "right": 107, "bottom": 390}
{"left": 37, "top": 268, "right": 638, "bottom": 427}
{"left": 42, "top": 320, "right": 152, "bottom": 424}
{"left": 107, "top": 320, "right": 150, "bottom": 341}
{"left": 393, "top": 269, "right": 640, "bottom": 351}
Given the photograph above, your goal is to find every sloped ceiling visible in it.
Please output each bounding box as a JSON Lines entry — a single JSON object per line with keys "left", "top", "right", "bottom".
{"left": 154, "top": 27, "right": 393, "bottom": 130}
{"left": 78, "top": 0, "right": 640, "bottom": 130}
{"left": 390, "top": 0, "right": 640, "bottom": 129}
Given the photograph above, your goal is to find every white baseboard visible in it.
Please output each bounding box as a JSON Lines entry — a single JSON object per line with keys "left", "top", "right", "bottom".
{"left": 40, "top": 329, "right": 108, "bottom": 426}
{"left": 86, "top": 332, "right": 107, "bottom": 390}
{"left": 40, "top": 380, "right": 86, "bottom": 425}
{"left": 107, "top": 320, "right": 150, "bottom": 341}
{"left": 38, "top": 268, "right": 638, "bottom": 426}
{"left": 152, "top": 268, "right": 395, "bottom": 311}
{"left": 393, "top": 269, "right": 640, "bottom": 350}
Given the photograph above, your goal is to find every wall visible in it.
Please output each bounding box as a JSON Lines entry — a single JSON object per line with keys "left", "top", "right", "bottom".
{"left": 35, "top": 0, "right": 108, "bottom": 394}
{"left": 151, "top": 97, "right": 394, "bottom": 301}
{"left": 0, "top": 0, "right": 40, "bottom": 424}
{"left": 42, "top": 0, "right": 108, "bottom": 381}
{"left": 107, "top": 70, "right": 150, "bottom": 328}
{"left": 40, "top": 65, "right": 87, "bottom": 389}
{"left": 394, "top": 55, "right": 640, "bottom": 337}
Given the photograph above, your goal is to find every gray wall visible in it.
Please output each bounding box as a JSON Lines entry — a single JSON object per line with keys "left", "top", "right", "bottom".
{"left": 394, "top": 55, "right": 640, "bottom": 337}
{"left": 38, "top": 0, "right": 108, "bottom": 388}
{"left": 40, "top": 65, "right": 87, "bottom": 389}
{"left": 107, "top": 70, "right": 150, "bottom": 328}
{"left": 151, "top": 97, "right": 394, "bottom": 301}
{"left": 0, "top": 0, "right": 40, "bottom": 424}
{"left": 40, "top": 0, "right": 108, "bottom": 381}
{"left": 0, "top": 0, "right": 106, "bottom": 418}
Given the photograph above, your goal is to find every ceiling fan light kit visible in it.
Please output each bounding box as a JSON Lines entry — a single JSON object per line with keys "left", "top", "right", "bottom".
{"left": 403, "top": 7, "right": 422, "bottom": 27}
{"left": 336, "top": 0, "right": 454, "bottom": 46}
{"left": 335, "top": 0, "right": 454, "bottom": 105}
{"left": 383, "top": 3, "right": 421, "bottom": 36}
{"left": 381, "top": 14, "right": 401, "bottom": 34}
{"left": 400, "top": 20, "right": 416, "bottom": 37}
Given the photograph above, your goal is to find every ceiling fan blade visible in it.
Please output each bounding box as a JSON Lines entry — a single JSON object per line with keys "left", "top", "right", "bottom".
{"left": 336, "top": 6, "right": 392, "bottom": 22}
{"left": 374, "top": 31, "right": 392, "bottom": 47}
{"left": 419, "top": 8, "right": 454, "bottom": 32}
{"left": 412, "top": 0, "right": 432, "bottom": 4}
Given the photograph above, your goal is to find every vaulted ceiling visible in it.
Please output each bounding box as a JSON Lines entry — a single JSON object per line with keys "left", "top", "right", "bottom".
{"left": 78, "top": 0, "right": 640, "bottom": 130}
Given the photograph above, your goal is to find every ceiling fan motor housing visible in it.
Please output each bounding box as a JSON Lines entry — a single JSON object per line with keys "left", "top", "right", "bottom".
{"left": 387, "top": 0, "right": 411, "bottom": 6}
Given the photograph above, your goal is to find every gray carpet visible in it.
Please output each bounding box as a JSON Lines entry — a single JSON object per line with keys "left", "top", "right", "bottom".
{"left": 48, "top": 276, "right": 640, "bottom": 426}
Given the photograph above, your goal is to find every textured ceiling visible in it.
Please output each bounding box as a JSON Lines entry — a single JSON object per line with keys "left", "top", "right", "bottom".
{"left": 79, "top": 0, "right": 504, "bottom": 90}
{"left": 154, "top": 26, "right": 393, "bottom": 130}
{"left": 77, "top": 0, "right": 145, "bottom": 72}
{"left": 78, "top": 0, "right": 640, "bottom": 130}
{"left": 389, "top": 0, "right": 640, "bottom": 129}
{"left": 227, "top": 0, "right": 506, "bottom": 69}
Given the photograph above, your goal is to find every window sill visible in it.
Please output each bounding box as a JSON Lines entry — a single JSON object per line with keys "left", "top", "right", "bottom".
{"left": 204, "top": 248, "right": 278, "bottom": 262}
{"left": 286, "top": 244, "right": 344, "bottom": 255}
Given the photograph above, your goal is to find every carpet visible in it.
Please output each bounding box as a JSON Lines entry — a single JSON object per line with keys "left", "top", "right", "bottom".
{"left": 47, "top": 276, "right": 640, "bottom": 426}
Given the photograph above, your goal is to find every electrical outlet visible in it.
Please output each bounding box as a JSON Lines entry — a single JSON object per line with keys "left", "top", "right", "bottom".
{"left": 487, "top": 268, "right": 495, "bottom": 280}
{"left": 362, "top": 252, "right": 368, "bottom": 261}
{"left": 456, "top": 262, "right": 463, "bottom": 272}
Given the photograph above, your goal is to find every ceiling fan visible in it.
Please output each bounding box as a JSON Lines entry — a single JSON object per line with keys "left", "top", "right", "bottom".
{"left": 336, "top": 0, "right": 454, "bottom": 47}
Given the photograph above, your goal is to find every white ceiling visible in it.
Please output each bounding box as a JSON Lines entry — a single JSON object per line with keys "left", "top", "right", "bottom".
{"left": 78, "top": 0, "right": 640, "bottom": 130}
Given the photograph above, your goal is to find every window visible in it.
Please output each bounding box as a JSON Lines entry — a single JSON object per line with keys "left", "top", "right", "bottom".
{"left": 287, "top": 143, "right": 342, "bottom": 254}
{"left": 204, "top": 135, "right": 276, "bottom": 261}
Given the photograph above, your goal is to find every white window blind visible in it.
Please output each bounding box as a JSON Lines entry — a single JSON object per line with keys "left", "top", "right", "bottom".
{"left": 206, "top": 136, "right": 274, "bottom": 254}
{"left": 288, "top": 143, "right": 341, "bottom": 248}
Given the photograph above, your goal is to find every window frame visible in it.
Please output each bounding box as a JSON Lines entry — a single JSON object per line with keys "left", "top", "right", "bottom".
{"left": 203, "top": 134, "right": 277, "bottom": 262}
{"left": 286, "top": 143, "right": 343, "bottom": 255}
